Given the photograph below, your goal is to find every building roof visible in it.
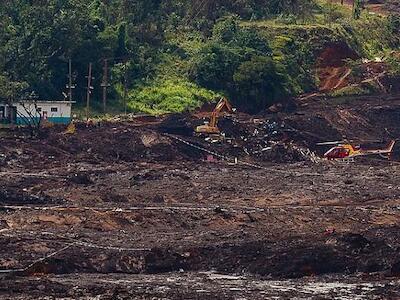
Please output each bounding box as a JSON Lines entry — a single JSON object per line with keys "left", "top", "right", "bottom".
{"left": 0, "top": 100, "right": 76, "bottom": 106}
{"left": 18, "top": 100, "right": 76, "bottom": 104}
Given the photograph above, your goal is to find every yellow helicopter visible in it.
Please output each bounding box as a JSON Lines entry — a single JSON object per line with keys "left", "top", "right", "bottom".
{"left": 319, "top": 140, "right": 396, "bottom": 160}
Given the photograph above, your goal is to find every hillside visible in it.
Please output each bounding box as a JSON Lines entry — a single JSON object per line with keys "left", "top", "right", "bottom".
{"left": 0, "top": 0, "right": 399, "bottom": 115}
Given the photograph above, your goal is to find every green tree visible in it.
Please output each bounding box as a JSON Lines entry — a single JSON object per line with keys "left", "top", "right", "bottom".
{"left": 190, "top": 17, "right": 285, "bottom": 112}
{"left": 233, "top": 56, "right": 288, "bottom": 112}
{"left": 190, "top": 42, "right": 242, "bottom": 92}
{"left": 0, "top": 74, "right": 29, "bottom": 103}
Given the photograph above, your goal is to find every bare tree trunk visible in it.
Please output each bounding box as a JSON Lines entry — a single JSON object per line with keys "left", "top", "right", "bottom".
{"left": 18, "top": 100, "right": 42, "bottom": 137}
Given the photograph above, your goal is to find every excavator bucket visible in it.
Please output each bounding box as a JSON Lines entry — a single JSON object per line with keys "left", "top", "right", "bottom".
{"left": 64, "top": 122, "right": 76, "bottom": 134}
{"left": 195, "top": 124, "right": 220, "bottom": 134}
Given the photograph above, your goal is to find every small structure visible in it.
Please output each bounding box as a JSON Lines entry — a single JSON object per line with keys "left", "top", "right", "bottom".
{"left": 0, "top": 100, "right": 74, "bottom": 125}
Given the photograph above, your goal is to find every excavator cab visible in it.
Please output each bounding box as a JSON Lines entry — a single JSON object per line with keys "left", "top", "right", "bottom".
{"left": 195, "top": 97, "right": 234, "bottom": 135}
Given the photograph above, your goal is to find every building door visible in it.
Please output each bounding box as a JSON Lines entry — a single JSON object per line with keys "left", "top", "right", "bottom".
{"left": 0, "top": 106, "right": 5, "bottom": 123}
{"left": 9, "top": 106, "right": 17, "bottom": 124}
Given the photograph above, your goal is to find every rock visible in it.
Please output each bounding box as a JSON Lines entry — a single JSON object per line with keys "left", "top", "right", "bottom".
{"left": 339, "top": 233, "right": 371, "bottom": 252}
{"left": 69, "top": 173, "right": 93, "bottom": 185}
{"left": 101, "top": 190, "right": 128, "bottom": 203}
{"left": 152, "top": 195, "right": 165, "bottom": 203}
{"left": 214, "top": 206, "right": 233, "bottom": 219}
{"left": 131, "top": 170, "right": 162, "bottom": 183}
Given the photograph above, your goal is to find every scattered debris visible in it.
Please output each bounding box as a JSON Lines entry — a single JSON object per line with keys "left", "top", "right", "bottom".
{"left": 1, "top": 94, "right": 400, "bottom": 299}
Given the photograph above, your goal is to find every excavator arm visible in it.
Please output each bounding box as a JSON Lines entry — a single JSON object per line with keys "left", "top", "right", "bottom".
{"left": 196, "top": 97, "right": 234, "bottom": 134}
{"left": 209, "top": 97, "right": 233, "bottom": 128}
{"left": 387, "top": 140, "right": 396, "bottom": 153}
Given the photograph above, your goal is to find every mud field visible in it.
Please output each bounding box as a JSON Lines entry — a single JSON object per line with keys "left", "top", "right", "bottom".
{"left": 1, "top": 95, "right": 400, "bottom": 299}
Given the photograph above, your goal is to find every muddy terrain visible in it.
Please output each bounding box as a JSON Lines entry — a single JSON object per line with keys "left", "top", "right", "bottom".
{"left": 1, "top": 94, "right": 400, "bottom": 299}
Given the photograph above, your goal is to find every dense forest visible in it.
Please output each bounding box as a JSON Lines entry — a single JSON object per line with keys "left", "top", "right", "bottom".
{"left": 0, "top": 0, "right": 399, "bottom": 114}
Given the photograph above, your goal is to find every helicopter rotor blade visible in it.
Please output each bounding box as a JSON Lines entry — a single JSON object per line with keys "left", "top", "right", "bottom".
{"left": 316, "top": 141, "right": 346, "bottom": 146}
{"left": 317, "top": 138, "right": 391, "bottom": 146}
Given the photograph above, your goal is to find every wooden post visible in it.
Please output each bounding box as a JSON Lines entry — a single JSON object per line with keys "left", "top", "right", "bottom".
{"left": 123, "top": 62, "right": 128, "bottom": 115}
{"left": 86, "top": 63, "right": 93, "bottom": 121}
{"left": 66, "top": 59, "right": 75, "bottom": 102}
{"left": 101, "top": 59, "right": 109, "bottom": 113}
{"left": 68, "top": 59, "right": 73, "bottom": 102}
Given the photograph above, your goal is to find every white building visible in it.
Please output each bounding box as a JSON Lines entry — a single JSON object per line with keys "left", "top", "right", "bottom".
{"left": 0, "top": 100, "right": 74, "bottom": 125}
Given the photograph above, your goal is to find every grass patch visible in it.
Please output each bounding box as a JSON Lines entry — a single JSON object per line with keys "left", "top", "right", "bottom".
{"left": 72, "top": 100, "right": 127, "bottom": 120}
{"left": 328, "top": 82, "right": 378, "bottom": 98}
{"left": 125, "top": 79, "right": 220, "bottom": 115}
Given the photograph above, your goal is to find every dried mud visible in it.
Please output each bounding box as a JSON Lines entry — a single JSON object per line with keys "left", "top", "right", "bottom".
{"left": 1, "top": 95, "right": 400, "bottom": 299}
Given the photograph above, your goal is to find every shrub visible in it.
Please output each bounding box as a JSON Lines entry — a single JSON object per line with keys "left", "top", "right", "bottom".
{"left": 233, "top": 55, "right": 288, "bottom": 112}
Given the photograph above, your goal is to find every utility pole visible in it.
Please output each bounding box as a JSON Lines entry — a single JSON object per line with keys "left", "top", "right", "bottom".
{"left": 123, "top": 61, "right": 128, "bottom": 115}
{"left": 66, "top": 59, "right": 76, "bottom": 102}
{"left": 101, "top": 59, "right": 110, "bottom": 113}
{"left": 86, "top": 63, "right": 94, "bottom": 121}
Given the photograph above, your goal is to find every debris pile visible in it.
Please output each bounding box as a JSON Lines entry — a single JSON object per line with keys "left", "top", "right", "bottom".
{"left": 179, "top": 116, "right": 321, "bottom": 163}
{"left": 159, "top": 113, "right": 194, "bottom": 136}
{"left": 0, "top": 188, "right": 62, "bottom": 205}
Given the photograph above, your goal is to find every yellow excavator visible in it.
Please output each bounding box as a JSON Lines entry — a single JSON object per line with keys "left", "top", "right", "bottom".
{"left": 64, "top": 120, "right": 76, "bottom": 134}
{"left": 195, "top": 97, "right": 234, "bottom": 134}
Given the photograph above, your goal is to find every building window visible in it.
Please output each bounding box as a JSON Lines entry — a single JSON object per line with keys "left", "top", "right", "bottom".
{"left": 51, "top": 107, "right": 58, "bottom": 112}
{"left": 0, "top": 106, "right": 4, "bottom": 119}
{"left": 37, "top": 107, "right": 42, "bottom": 112}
